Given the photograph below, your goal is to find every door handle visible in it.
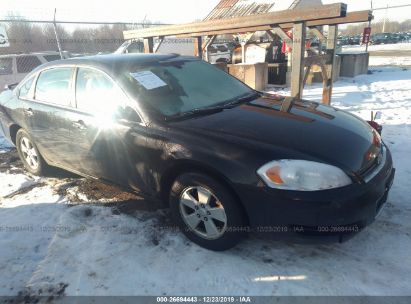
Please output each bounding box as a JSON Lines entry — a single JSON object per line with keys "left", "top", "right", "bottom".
{"left": 25, "top": 108, "right": 34, "bottom": 116}
{"left": 73, "top": 120, "right": 87, "bottom": 130}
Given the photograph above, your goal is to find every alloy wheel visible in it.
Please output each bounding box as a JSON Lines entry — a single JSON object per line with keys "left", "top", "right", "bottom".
{"left": 20, "top": 136, "right": 39, "bottom": 170}
{"left": 179, "top": 186, "right": 227, "bottom": 240}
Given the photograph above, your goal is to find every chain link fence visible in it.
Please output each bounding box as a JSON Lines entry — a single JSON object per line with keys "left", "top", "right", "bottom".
{"left": 0, "top": 19, "right": 241, "bottom": 89}
{"left": 0, "top": 20, "right": 167, "bottom": 88}
{"left": 0, "top": 20, "right": 170, "bottom": 55}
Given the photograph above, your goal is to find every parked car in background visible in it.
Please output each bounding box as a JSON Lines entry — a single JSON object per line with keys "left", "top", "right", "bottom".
{"left": 115, "top": 39, "right": 232, "bottom": 64}
{"left": 370, "top": 33, "right": 399, "bottom": 45}
{"left": 207, "top": 43, "right": 232, "bottom": 64}
{"left": 114, "top": 40, "right": 144, "bottom": 54}
{"left": 0, "top": 51, "right": 71, "bottom": 90}
{"left": 337, "top": 35, "right": 361, "bottom": 47}
{"left": 0, "top": 54, "right": 395, "bottom": 251}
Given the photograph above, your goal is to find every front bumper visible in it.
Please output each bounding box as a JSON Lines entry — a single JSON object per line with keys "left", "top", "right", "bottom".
{"left": 237, "top": 147, "right": 395, "bottom": 232}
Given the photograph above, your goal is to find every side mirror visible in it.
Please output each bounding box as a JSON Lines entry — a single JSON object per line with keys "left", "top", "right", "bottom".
{"left": 4, "top": 82, "right": 19, "bottom": 91}
{"left": 116, "top": 106, "right": 141, "bottom": 124}
{"left": 117, "top": 118, "right": 141, "bottom": 128}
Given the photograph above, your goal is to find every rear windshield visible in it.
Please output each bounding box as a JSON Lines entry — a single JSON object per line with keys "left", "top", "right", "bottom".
{"left": 43, "top": 54, "right": 62, "bottom": 62}
{"left": 124, "top": 60, "right": 251, "bottom": 116}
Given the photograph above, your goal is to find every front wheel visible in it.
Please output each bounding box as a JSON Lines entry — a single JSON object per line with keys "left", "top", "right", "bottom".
{"left": 169, "top": 172, "right": 247, "bottom": 251}
{"left": 16, "top": 129, "right": 49, "bottom": 176}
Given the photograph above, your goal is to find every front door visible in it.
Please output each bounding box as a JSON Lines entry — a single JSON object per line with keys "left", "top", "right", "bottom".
{"left": 69, "top": 67, "right": 150, "bottom": 193}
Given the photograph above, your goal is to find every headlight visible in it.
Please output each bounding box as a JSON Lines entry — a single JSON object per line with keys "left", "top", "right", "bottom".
{"left": 257, "top": 160, "right": 352, "bottom": 191}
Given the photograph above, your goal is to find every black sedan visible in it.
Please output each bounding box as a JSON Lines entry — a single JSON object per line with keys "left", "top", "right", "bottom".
{"left": 0, "top": 54, "right": 394, "bottom": 250}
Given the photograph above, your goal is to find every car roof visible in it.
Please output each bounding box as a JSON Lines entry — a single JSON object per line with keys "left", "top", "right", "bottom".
{"left": 36, "top": 53, "right": 199, "bottom": 76}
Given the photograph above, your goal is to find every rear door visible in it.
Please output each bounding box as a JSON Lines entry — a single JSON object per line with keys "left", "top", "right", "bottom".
{"left": 23, "top": 66, "right": 76, "bottom": 167}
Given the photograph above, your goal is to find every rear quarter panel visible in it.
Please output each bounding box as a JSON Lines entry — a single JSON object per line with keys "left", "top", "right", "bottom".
{"left": 0, "top": 89, "right": 24, "bottom": 142}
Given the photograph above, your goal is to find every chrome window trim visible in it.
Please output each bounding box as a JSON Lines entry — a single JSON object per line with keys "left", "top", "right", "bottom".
{"left": 18, "top": 63, "right": 146, "bottom": 126}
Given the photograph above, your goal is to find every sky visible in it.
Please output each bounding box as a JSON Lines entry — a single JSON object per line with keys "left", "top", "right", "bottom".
{"left": 0, "top": 0, "right": 410, "bottom": 24}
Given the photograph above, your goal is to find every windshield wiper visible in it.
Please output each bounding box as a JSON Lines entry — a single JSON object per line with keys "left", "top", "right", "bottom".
{"left": 164, "top": 91, "right": 261, "bottom": 122}
{"left": 220, "top": 91, "right": 261, "bottom": 109}
{"left": 165, "top": 106, "right": 224, "bottom": 121}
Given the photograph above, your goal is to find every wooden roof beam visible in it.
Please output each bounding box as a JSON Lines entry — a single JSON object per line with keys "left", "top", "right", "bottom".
{"left": 124, "top": 3, "right": 347, "bottom": 39}
{"left": 173, "top": 10, "right": 371, "bottom": 38}
{"left": 280, "top": 10, "right": 372, "bottom": 28}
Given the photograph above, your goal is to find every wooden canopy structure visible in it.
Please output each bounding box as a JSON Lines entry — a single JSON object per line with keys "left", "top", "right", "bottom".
{"left": 123, "top": 3, "right": 372, "bottom": 104}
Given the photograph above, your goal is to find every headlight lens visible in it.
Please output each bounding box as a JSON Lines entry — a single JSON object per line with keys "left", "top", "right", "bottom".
{"left": 257, "top": 160, "right": 352, "bottom": 191}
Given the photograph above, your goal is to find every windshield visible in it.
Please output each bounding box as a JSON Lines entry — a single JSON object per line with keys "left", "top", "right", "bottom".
{"left": 124, "top": 59, "right": 253, "bottom": 117}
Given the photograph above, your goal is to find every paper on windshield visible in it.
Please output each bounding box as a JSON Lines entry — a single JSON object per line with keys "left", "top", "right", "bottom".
{"left": 130, "top": 71, "right": 167, "bottom": 90}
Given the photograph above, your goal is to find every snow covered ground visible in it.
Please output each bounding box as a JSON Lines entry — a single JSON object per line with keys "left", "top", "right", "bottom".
{"left": 369, "top": 56, "right": 411, "bottom": 67}
{"left": 1, "top": 66, "right": 411, "bottom": 299}
{"left": 340, "top": 42, "right": 411, "bottom": 66}
{"left": 342, "top": 42, "right": 411, "bottom": 52}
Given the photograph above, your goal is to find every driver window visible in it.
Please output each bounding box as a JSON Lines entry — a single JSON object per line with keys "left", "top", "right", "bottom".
{"left": 75, "top": 67, "right": 140, "bottom": 122}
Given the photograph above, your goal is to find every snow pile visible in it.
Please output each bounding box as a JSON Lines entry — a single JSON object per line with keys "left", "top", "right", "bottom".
{"left": 0, "top": 198, "right": 67, "bottom": 295}
{"left": 0, "top": 66, "right": 411, "bottom": 297}
{"left": 300, "top": 68, "right": 411, "bottom": 126}
{"left": 0, "top": 172, "right": 38, "bottom": 198}
{"left": 0, "top": 135, "right": 13, "bottom": 152}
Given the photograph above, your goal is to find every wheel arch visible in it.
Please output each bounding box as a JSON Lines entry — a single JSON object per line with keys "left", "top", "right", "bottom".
{"left": 160, "top": 159, "right": 249, "bottom": 224}
{"left": 9, "top": 123, "right": 21, "bottom": 145}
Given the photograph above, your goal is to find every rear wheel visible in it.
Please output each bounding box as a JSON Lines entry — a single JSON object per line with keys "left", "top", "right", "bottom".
{"left": 16, "top": 129, "right": 49, "bottom": 176}
{"left": 170, "top": 172, "right": 247, "bottom": 251}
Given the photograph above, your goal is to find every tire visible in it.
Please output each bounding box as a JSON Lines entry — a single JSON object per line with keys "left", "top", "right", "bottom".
{"left": 169, "top": 172, "right": 247, "bottom": 251}
{"left": 16, "top": 129, "right": 49, "bottom": 176}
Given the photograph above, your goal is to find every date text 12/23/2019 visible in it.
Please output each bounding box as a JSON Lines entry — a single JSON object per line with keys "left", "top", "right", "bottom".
{"left": 157, "top": 297, "right": 252, "bottom": 303}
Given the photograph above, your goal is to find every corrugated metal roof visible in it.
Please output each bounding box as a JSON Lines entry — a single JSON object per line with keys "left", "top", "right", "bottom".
{"left": 204, "top": 0, "right": 323, "bottom": 21}
{"left": 204, "top": 0, "right": 275, "bottom": 20}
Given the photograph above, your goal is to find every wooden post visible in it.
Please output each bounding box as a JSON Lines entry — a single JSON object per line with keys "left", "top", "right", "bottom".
{"left": 153, "top": 36, "right": 164, "bottom": 53}
{"left": 268, "top": 28, "right": 292, "bottom": 44}
{"left": 309, "top": 26, "right": 325, "bottom": 54}
{"left": 290, "top": 22, "right": 306, "bottom": 99}
{"left": 194, "top": 36, "right": 203, "bottom": 58}
{"left": 322, "top": 25, "right": 338, "bottom": 104}
{"left": 234, "top": 33, "right": 254, "bottom": 63}
{"left": 202, "top": 35, "right": 216, "bottom": 62}
{"left": 144, "top": 37, "right": 154, "bottom": 53}
{"left": 241, "top": 42, "right": 246, "bottom": 63}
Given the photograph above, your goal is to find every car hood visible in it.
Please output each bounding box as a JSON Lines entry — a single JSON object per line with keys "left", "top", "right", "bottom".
{"left": 170, "top": 96, "right": 381, "bottom": 174}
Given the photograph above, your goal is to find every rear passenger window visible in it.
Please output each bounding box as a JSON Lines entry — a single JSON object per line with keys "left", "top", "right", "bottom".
{"left": 16, "top": 56, "right": 42, "bottom": 73}
{"left": 18, "top": 76, "right": 35, "bottom": 99}
{"left": 0, "top": 58, "right": 13, "bottom": 75}
{"left": 35, "top": 68, "right": 73, "bottom": 106}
